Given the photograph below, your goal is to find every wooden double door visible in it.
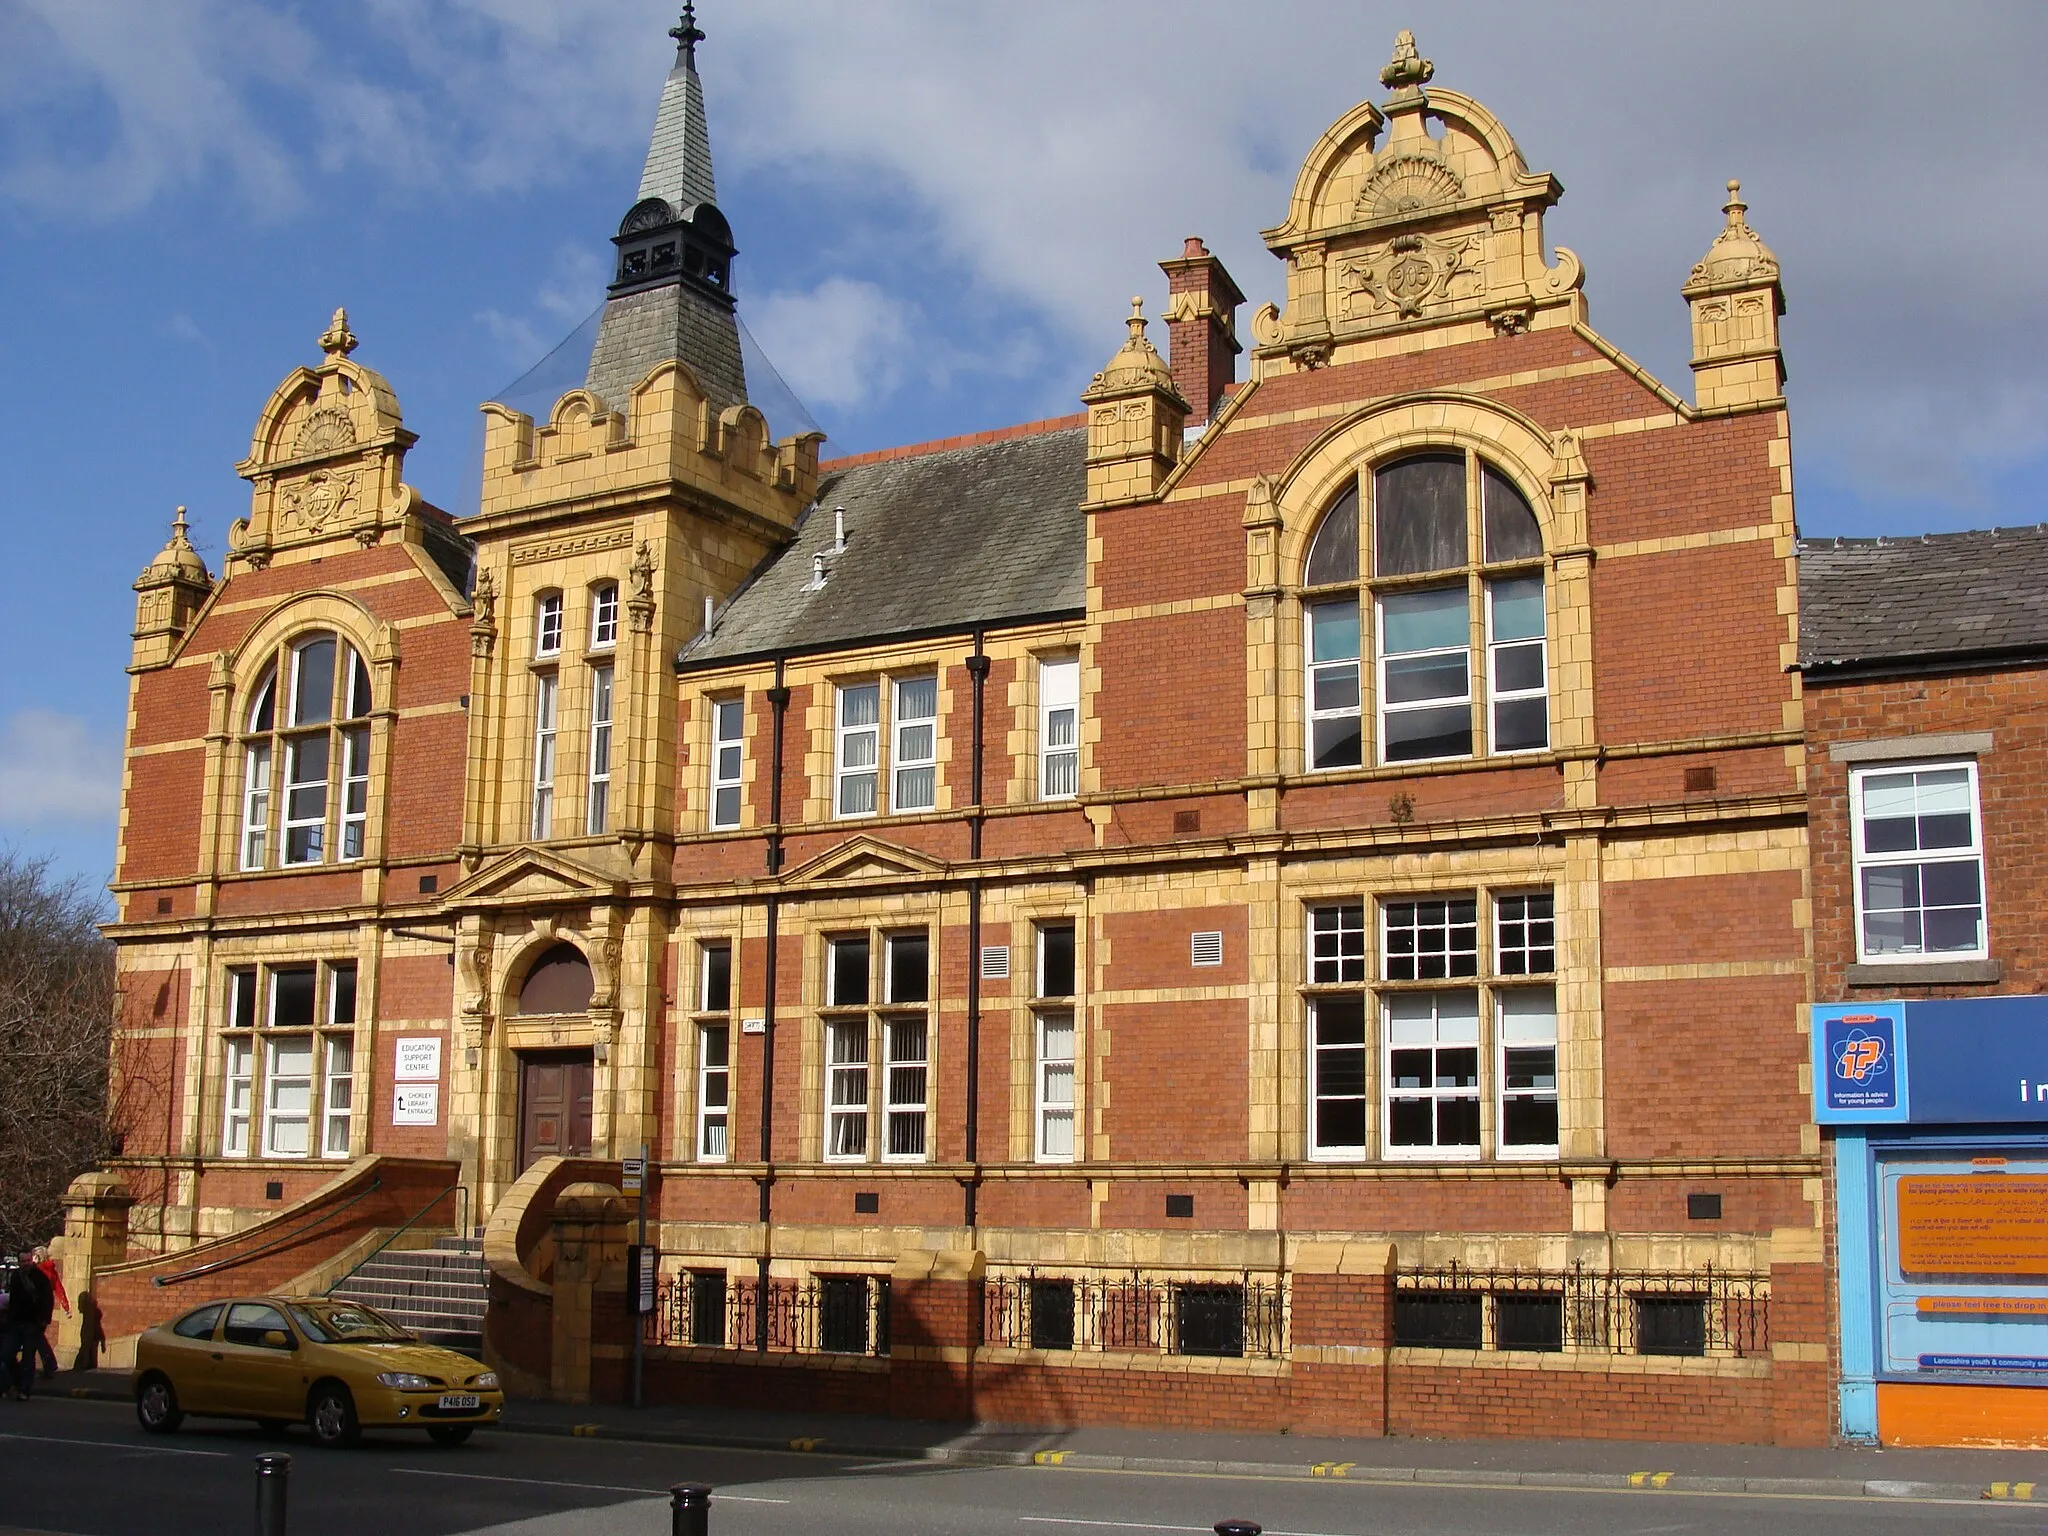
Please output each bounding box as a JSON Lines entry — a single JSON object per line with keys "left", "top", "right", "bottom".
{"left": 517, "top": 1049, "right": 594, "bottom": 1173}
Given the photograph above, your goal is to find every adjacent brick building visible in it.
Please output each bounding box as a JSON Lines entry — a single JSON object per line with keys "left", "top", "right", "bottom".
{"left": 1803, "top": 530, "right": 2048, "bottom": 1448}
{"left": 95, "top": 23, "right": 1830, "bottom": 1443}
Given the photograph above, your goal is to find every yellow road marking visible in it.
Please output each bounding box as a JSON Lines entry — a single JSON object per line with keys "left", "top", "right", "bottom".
{"left": 1985, "top": 1481, "right": 2037, "bottom": 1500}
{"left": 1033, "top": 1450, "right": 1070, "bottom": 1465}
{"left": 570, "top": 1423, "right": 602, "bottom": 1437}
{"left": 1628, "top": 1471, "right": 1674, "bottom": 1488}
{"left": 1310, "top": 1461, "right": 1355, "bottom": 1477}
{"left": 789, "top": 1436, "right": 823, "bottom": 1452}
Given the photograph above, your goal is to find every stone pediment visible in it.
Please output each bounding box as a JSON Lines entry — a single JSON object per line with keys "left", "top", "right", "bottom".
{"left": 782, "top": 835, "right": 948, "bottom": 887}
{"left": 441, "top": 847, "right": 624, "bottom": 910}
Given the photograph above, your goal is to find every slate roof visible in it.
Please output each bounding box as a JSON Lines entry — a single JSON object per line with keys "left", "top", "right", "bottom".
{"left": 681, "top": 426, "right": 1088, "bottom": 668}
{"left": 1798, "top": 527, "right": 2048, "bottom": 673}
{"left": 585, "top": 282, "right": 747, "bottom": 418}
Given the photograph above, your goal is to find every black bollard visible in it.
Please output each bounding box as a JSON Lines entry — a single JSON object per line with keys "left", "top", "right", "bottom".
{"left": 671, "top": 1482, "right": 712, "bottom": 1536}
{"left": 1213, "top": 1523, "right": 1262, "bottom": 1536}
{"left": 254, "top": 1452, "right": 291, "bottom": 1536}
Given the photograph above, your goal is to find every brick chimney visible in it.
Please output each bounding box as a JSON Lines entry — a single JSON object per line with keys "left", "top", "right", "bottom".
{"left": 1158, "top": 237, "right": 1245, "bottom": 426}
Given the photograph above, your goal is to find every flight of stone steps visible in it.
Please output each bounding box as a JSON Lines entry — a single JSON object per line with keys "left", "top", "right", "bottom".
{"left": 328, "top": 1232, "right": 487, "bottom": 1356}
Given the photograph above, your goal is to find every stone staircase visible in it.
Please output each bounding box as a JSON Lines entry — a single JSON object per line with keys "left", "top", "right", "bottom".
{"left": 328, "top": 1233, "right": 487, "bottom": 1356}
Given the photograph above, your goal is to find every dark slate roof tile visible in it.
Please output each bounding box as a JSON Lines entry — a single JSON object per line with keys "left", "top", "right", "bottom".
{"left": 1798, "top": 528, "right": 2048, "bottom": 669}
{"left": 680, "top": 426, "right": 1087, "bottom": 667}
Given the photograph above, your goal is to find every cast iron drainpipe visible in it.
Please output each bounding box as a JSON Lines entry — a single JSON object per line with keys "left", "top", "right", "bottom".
{"left": 963, "top": 630, "right": 989, "bottom": 1230}
{"left": 757, "top": 657, "right": 790, "bottom": 1350}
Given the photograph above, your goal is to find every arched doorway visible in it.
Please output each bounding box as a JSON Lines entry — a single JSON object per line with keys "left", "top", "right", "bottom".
{"left": 513, "top": 943, "right": 595, "bottom": 1172}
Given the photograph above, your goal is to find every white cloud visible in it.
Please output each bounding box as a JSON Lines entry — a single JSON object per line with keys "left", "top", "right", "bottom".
{"left": 8, "top": 2, "right": 2048, "bottom": 517}
{"left": 750, "top": 278, "right": 915, "bottom": 411}
{"left": 0, "top": 711, "right": 121, "bottom": 827}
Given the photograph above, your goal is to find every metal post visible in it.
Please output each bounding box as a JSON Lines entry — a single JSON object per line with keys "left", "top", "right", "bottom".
{"left": 254, "top": 1452, "right": 290, "bottom": 1536}
{"left": 670, "top": 1482, "right": 712, "bottom": 1536}
{"left": 1213, "top": 1523, "right": 1261, "bottom": 1536}
{"left": 632, "top": 1140, "right": 648, "bottom": 1410}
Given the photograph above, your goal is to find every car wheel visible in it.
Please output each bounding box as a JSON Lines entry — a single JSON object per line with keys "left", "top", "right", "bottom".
{"left": 136, "top": 1374, "right": 183, "bottom": 1435}
{"left": 307, "top": 1384, "right": 360, "bottom": 1448}
{"left": 426, "top": 1424, "right": 474, "bottom": 1447}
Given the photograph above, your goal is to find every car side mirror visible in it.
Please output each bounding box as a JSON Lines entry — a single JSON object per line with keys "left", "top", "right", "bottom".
{"left": 261, "top": 1329, "right": 294, "bottom": 1350}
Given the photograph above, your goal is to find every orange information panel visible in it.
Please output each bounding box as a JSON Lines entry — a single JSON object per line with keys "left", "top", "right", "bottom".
{"left": 1897, "top": 1175, "right": 2048, "bottom": 1278}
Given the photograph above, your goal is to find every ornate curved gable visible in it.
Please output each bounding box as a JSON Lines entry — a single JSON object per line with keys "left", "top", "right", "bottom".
{"left": 1254, "top": 31, "right": 1585, "bottom": 367}
{"left": 228, "top": 309, "right": 426, "bottom": 569}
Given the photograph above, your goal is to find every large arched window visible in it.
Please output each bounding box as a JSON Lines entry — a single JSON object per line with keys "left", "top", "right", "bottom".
{"left": 239, "top": 632, "right": 373, "bottom": 869}
{"left": 1303, "top": 451, "right": 1547, "bottom": 768}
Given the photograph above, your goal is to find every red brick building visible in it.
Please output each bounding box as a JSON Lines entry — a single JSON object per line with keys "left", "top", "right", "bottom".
{"left": 1803, "top": 530, "right": 2048, "bottom": 1448}
{"left": 88, "top": 24, "right": 1828, "bottom": 1443}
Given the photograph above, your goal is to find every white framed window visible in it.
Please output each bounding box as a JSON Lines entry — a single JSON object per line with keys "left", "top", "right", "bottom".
{"left": 1035, "top": 1012, "right": 1075, "bottom": 1161}
{"left": 892, "top": 676, "right": 938, "bottom": 813}
{"left": 1384, "top": 896, "right": 1478, "bottom": 980}
{"left": 696, "top": 942, "right": 732, "bottom": 1162}
{"left": 710, "top": 696, "right": 744, "bottom": 829}
{"left": 1384, "top": 991, "right": 1481, "bottom": 1159}
{"left": 825, "top": 1018, "right": 869, "bottom": 1160}
{"left": 590, "top": 583, "right": 619, "bottom": 650}
{"left": 535, "top": 592, "right": 564, "bottom": 658}
{"left": 1486, "top": 576, "right": 1548, "bottom": 753}
{"left": 586, "top": 665, "right": 614, "bottom": 834}
{"left": 1495, "top": 893, "right": 1555, "bottom": 975}
{"left": 1306, "top": 602, "right": 1364, "bottom": 770}
{"left": 1300, "top": 454, "right": 1547, "bottom": 770}
{"left": 1497, "top": 988, "right": 1558, "bottom": 1158}
{"left": 531, "top": 672, "right": 559, "bottom": 840}
{"left": 1851, "top": 761, "right": 1987, "bottom": 962}
{"left": 835, "top": 683, "right": 880, "bottom": 818}
{"left": 883, "top": 1016, "right": 928, "bottom": 1159}
{"left": 263, "top": 1036, "right": 315, "bottom": 1157}
{"left": 322, "top": 1035, "right": 354, "bottom": 1158}
{"left": 340, "top": 726, "right": 370, "bottom": 860}
{"left": 240, "top": 635, "right": 373, "bottom": 870}
{"left": 222, "top": 1038, "right": 254, "bottom": 1156}
{"left": 241, "top": 741, "right": 272, "bottom": 871}
{"left": 1039, "top": 657, "right": 1081, "bottom": 799}
{"left": 1310, "top": 902, "right": 1367, "bottom": 983}
{"left": 1309, "top": 993, "right": 1369, "bottom": 1158}
{"left": 1379, "top": 586, "right": 1472, "bottom": 764}
{"left": 697, "top": 1024, "right": 730, "bottom": 1161}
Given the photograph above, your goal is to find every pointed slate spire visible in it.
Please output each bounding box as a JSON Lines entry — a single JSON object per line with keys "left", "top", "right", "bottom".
{"left": 585, "top": 7, "right": 747, "bottom": 416}
{"left": 638, "top": 5, "right": 718, "bottom": 212}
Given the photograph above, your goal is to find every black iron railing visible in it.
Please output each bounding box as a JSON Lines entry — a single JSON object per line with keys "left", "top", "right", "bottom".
{"left": 646, "top": 1271, "right": 891, "bottom": 1357}
{"left": 981, "top": 1271, "right": 1286, "bottom": 1360}
{"left": 1394, "top": 1260, "right": 1769, "bottom": 1357}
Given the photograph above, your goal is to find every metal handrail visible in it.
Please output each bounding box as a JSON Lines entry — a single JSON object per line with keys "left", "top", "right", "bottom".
{"left": 323, "top": 1183, "right": 469, "bottom": 1297}
{"left": 151, "top": 1178, "right": 383, "bottom": 1288}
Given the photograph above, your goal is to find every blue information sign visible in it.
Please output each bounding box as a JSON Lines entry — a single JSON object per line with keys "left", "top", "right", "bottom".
{"left": 1814, "top": 995, "right": 2048, "bottom": 1124}
{"left": 1814, "top": 1004, "right": 1906, "bottom": 1123}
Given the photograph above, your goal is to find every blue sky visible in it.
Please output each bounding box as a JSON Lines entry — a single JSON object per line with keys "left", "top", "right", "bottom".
{"left": 5, "top": 1, "right": 2047, "bottom": 897}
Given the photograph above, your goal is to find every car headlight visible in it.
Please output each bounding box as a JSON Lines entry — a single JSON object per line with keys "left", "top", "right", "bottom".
{"left": 470, "top": 1372, "right": 499, "bottom": 1389}
{"left": 375, "top": 1372, "right": 437, "bottom": 1389}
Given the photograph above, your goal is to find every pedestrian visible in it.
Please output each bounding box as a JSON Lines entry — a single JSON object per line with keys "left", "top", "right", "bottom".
{"left": 30, "top": 1248, "right": 67, "bottom": 1381}
{"left": 3, "top": 1254, "right": 53, "bottom": 1401}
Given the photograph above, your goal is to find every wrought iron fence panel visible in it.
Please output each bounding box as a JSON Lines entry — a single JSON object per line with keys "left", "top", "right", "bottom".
{"left": 645, "top": 1270, "right": 890, "bottom": 1356}
{"left": 981, "top": 1271, "right": 1285, "bottom": 1359}
{"left": 1395, "top": 1259, "right": 1768, "bottom": 1358}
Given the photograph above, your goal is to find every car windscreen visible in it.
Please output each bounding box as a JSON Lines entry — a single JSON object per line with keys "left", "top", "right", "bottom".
{"left": 286, "top": 1303, "right": 415, "bottom": 1343}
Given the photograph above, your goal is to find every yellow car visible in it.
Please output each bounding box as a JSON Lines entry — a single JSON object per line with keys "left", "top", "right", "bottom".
{"left": 132, "top": 1296, "right": 504, "bottom": 1447}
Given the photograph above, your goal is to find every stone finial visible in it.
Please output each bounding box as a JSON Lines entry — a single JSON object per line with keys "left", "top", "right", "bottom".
{"left": 138, "top": 506, "right": 209, "bottom": 585}
{"left": 318, "top": 307, "right": 358, "bottom": 359}
{"left": 1687, "top": 179, "right": 1780, "bottom": 289}
{"left": 1381, "top": 29, "right": 1434, "bottom": 94}
{"left": 1086, "top": 298, "right": 1177, "bottom": 396}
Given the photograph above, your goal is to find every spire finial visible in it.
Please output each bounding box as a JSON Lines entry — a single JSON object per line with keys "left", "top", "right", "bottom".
{"left": 1126, "top": 295, "right": 1147, "bottom": 342}
{"left": 318, "top": 307, "right": 357, "bottom": 358}
{"left": 1724, "top": 179, "right": 1748, "bottom": 225}
{"left": 669, "top": 3, "right": 705, "bottom": 69}
{"left": 171, "top": 506, "right": 191, "bottom": 542}
{"left": 1381, "top": 29, "right": 1434, "bottom": 94}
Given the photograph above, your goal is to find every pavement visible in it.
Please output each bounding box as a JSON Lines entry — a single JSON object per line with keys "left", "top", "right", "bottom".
{"left": 53, "top": 1366, "right": 2048, "bottom": 1506}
